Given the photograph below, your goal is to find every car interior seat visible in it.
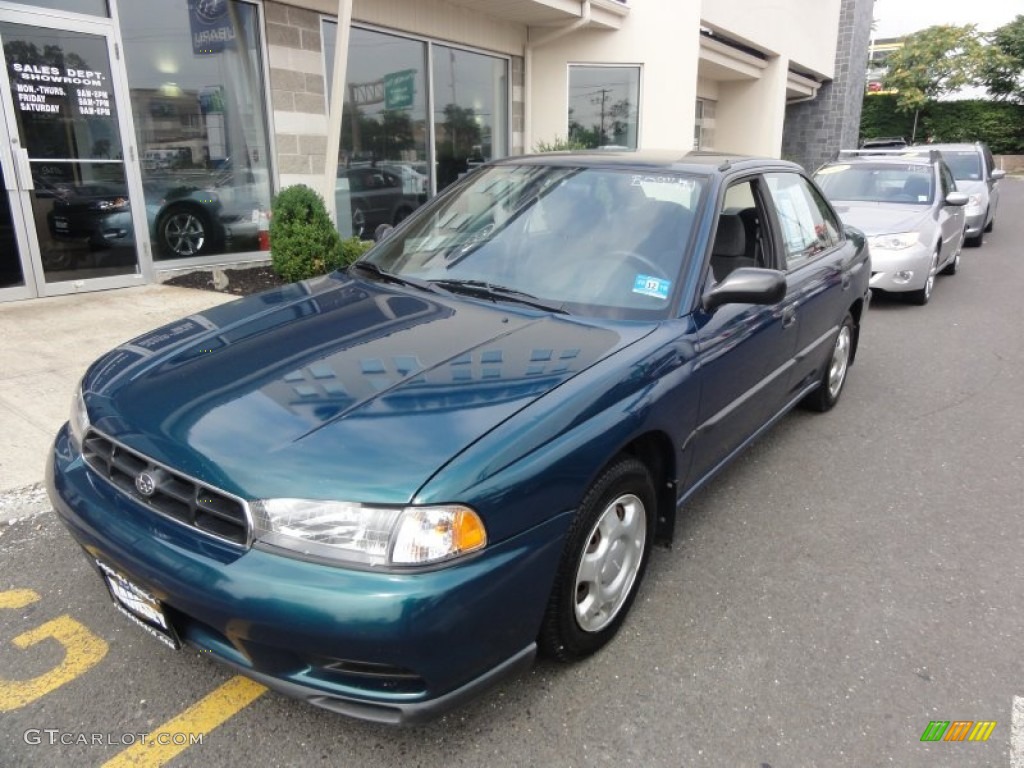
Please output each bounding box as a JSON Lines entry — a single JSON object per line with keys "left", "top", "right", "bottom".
{"left": 901, "top": 175, "right": 931, "bottom": 201}
{"left": 710, "top": 213, "right": 755, "bottom": 282}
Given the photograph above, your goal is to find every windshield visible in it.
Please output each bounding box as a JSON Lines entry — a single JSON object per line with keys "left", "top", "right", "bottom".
{"left": 815, "top": 162, "right": 933, "bottom": 205}
{"left": 359, "top": 164, "right": 705, "bottom": 319}
{"left": 910, "top": 150, "right": 981, "bottom": 181}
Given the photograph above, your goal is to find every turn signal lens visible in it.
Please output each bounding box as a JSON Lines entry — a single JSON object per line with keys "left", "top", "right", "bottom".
{"left": 391, "top": 506, "right": 487, "bottom": 565}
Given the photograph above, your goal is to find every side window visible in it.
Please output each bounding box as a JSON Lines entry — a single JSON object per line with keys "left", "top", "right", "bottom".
{"left": 709, "top": 178, "right": 772, "bottom": 282}
{"left": 764, "top": 173, "right": 840, "bottom": 271}
{"left": 940, "top": 165, "right": 955, "bottom": 197}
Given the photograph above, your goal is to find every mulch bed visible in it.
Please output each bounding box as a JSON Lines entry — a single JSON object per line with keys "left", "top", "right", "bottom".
{"left": 162, "top": 266, "right": 289, "bottom": 297}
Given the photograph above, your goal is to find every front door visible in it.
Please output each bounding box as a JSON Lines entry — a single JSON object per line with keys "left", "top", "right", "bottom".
{"left": 0, "top": 8, "right": 147, "bottom": 300}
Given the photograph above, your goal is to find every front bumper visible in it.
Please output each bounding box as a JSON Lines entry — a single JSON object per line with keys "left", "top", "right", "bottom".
{"left": 47, "top": 426, "right": 569, "bottom": 724}
{"left": 868, "top": 243, "right": 932, "bottom": 293}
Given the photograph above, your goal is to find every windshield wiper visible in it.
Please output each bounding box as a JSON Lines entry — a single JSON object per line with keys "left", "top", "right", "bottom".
{"left": 349, "top": 261, "right": 445, "bottom": 295}
{"left": 430, "top": 279, "right": 568, "bottom": 314}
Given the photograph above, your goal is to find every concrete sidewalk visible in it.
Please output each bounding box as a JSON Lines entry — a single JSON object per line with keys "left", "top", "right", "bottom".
{"left": 0, "top": 284, "right": 234, "bottom": 495}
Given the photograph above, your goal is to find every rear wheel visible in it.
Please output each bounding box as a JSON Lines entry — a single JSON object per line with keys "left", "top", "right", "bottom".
{"left": 539, "top": 456, "right": 655, "bottom": 662}
{"left": 801, "top": 313, "right": 854, "bottom": 412}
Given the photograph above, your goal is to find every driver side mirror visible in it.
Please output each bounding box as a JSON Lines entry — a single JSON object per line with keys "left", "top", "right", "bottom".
{"left": 944, "top": 192, "right": 968, "bottom": 207}
{"left": 702, "top": 268, "right": 786, "bottom": 312}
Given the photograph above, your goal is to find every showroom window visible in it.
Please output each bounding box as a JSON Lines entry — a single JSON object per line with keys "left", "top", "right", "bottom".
{"left": 694, "top": 99, "right": 715, "bottom": 150}
{"left": 119, "top": 1, "right": 273, "bottom": 261}
{"left": 568, "top": 65, "right": 639, "bottom": 149}
{"left": 323, "top": 22, "right": 509, "bottom": 238}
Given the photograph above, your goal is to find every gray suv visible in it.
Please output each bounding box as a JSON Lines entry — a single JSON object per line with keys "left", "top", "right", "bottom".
{"left": 907, "top": 142, "right": 1005, "bottom": 246}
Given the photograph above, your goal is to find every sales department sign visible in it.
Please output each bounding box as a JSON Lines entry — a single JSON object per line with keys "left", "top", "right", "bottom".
{"left": 189, "top": 0, "right": 236, "bottom": 55}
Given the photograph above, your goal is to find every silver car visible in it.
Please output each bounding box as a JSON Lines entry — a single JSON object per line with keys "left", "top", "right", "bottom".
{"left": 905, "top": 143, "right": 1005, "bottom": 247}
{"left": 814, "top": 151, "right": 967, "bottom": 306}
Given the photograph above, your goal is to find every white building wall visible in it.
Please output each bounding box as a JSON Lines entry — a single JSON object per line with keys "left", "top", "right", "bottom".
{"left": 700, "top": 0, "right": 841, "bottom": 77}
{"left": 529, "top": 3, "right": 700, "bottom": 151}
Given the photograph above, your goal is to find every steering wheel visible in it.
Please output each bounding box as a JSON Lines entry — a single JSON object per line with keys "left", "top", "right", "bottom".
{"left": 605, "top": 250, "right": 670, "bottom": 281}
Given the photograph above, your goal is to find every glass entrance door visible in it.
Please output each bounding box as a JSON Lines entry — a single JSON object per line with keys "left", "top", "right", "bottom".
{"left": 0, "top": 9, "right": 145, "bottom": 299}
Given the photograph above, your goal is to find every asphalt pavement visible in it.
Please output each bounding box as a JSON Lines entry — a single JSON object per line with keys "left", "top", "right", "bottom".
{"left": 1, "top": 181, "right": 1022, "bottom": 767}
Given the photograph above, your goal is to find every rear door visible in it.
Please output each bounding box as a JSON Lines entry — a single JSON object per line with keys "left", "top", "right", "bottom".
{"left": 761, "top": 172, "right": 856, "bottom": 402}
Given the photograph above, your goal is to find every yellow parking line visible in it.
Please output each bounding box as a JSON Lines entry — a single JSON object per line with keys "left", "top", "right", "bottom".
{"left": 102, "top": 675, "right": 267, "bottom": 768}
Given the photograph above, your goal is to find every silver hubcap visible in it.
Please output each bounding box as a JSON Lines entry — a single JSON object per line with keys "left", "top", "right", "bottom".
{"left": 573, "top": 493, "right": 647, "bottom": 633}
{"left": 828, "top": 325, "right": 851, "bottom": 399}
{"left": 164, "top": 213, "right": 206, "bottom": 256}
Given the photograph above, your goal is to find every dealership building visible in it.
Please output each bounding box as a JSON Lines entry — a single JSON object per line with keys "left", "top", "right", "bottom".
{"left": 0, "top": 0, "right": 871, "bottom": 302}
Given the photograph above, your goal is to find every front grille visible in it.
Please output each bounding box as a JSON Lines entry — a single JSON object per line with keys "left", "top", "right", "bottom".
{"left": 82, "top": 430, "right": 251, "bottom": 547}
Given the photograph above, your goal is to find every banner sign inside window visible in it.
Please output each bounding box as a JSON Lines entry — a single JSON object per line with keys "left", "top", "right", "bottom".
{"left": 189, "top": 0, "right": 236, "bottom": 55}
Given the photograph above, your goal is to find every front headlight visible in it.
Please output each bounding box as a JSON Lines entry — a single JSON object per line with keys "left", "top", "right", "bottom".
{"left": 69, "top": 384, "right": 90, "bottom": 449}
{"left": 867, "top": 232, "right": 920, "bottom": 250}
{"left": 252, "top": 499, "right": 487, "bottom": 567}
{"left": 966, "top": 193, "right": 983, "bottom": 212}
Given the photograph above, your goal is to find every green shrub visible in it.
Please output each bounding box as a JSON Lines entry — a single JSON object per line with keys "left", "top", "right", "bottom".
{"left": 533, "top": 135, "right": 589, "bottom": 153}
{"left": 269, "top": 184, "right": 344, "bottom": 282}
{"left": 339, "top": 235, "right": 374, "bottom": 267}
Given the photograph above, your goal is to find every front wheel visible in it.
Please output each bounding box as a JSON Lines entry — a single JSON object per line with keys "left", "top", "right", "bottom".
{"left": 906, "top": 251, "right": 938, "bottom": 305}
{"left": 539, "top": 457, "right": 656, "bottom": 662}
{"left": 801, "top": 313, "right": 854, "bottom": 412}
{"left": 157, "top": 205, "right": 218, "bottom": 258}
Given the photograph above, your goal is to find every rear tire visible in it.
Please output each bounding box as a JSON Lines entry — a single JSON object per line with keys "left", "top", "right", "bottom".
{"left": 539, "top": 457, "right": 655, "bottom": 662}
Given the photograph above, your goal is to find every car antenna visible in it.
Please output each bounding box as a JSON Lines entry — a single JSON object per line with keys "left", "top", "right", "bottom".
{"left": 718, "top": 159, "right": 732, "bottom": 172}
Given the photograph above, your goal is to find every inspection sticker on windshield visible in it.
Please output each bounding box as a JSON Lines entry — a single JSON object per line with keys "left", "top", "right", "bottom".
{"left": 633, "top": 275, "right": 671, "bottom": 299}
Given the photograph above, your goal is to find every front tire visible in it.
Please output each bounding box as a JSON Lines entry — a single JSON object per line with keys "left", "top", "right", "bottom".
{"left": 539, "top": 457, "right": 656, "bottom": 662}
{"left": 157, "top": 205, "right": 218, "bottom": 258}
{"left": 907, "top": 251, "right": 938, "bottom": 305}
{"left": 802, "top": 313, "right": 854, "bottom": 412}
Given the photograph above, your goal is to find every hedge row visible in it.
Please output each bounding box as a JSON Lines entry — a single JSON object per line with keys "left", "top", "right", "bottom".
{"left": 860, "top": 95, "right": 1024, "bottom": 154}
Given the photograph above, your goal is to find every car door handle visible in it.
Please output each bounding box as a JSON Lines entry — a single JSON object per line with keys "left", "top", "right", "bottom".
{"left": 782, "top": 306, "right": 797, "bottom": 329}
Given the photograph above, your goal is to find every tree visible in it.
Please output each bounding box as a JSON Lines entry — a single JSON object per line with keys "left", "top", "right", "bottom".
{"left": 981, "top": 14, "right": 1024, "bottom": 103}
{"left": 882, "top": 25, "right": 987, "bottom": 112}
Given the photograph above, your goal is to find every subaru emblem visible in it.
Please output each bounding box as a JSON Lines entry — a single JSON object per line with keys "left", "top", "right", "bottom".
{"left": 135, "top": 471, "right": 158, "bottom": 497}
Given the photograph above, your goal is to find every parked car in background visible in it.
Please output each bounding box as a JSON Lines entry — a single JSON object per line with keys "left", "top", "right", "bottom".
{"left": 46, "top": 175, "right": 262, "bottom": 262}
{"left": 49, "top": 151, "right": 869, "bottom": 724}
{"left": 859, "top": 136, "right": 907, "bottom": 150}
{"left": 815, "top": 150, "right": 967, "bottom": 305}
{"left": 335, "top": 165, "right": 425, "bottom": 237}
{"left": 904, "top": 142, "right": 1005, "bottom": 247}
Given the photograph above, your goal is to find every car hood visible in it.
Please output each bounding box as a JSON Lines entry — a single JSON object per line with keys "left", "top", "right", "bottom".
{"left": 82, "top": 273, "right": 652, "bottom": 503}
{"left": 953, "top": 179, "right": 985, "bottom": 196}
{"left": 831, "top": 202, "right": 929, "bottom": 235}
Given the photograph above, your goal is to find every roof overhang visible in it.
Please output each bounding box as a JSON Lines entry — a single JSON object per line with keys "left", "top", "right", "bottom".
{"left": 446, "top": 0, "right": 629, "bottom": 30}
{"left": 698, "top": 34, "right": 767, "bottom": 82}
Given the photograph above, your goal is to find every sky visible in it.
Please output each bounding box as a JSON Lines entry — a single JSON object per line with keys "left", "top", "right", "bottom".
{"left": 872, "top": 0, "right": 1021, "bottom": 38}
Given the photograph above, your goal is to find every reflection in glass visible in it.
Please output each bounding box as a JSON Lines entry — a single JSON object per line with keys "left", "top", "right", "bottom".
{"left": 334, "top": 27, "right": 429, "bottom": 239}
{"left": 30, "top": 161, "right": 137, "bottom": 280}
{"left": 120, "top": 1, "right": 273, "bottom": 260}
{"left": 568, "top": 66, "right": 640, "bottom": 149}
{"left": 432, "top": 45, "right": 507, "bottom": 193}
{"left": 13, "top": 0, "right": 108, "bottom": 16}
{"left": 324, "top": 23, "right": 510, "bottom": 237}
{"left": 2, "top": 23, "right": 138, "bottom": 282}
{"left": 0, "top": 164, "right": 26, "bottom": 289}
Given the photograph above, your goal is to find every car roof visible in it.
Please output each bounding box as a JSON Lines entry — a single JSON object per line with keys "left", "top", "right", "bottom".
{"left": 493, "top": 149, "right": 805, "bottom": 177}
{"left": 822, "top": 152, "right": 937, "bottom": 167}
{"left": 908, "top": 143, "right": 983, "bottom": 153}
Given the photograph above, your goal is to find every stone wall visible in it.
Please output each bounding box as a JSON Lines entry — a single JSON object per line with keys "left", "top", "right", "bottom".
{"left": 781, "top": 0, "right": 874, "bottom": 173}
{"left": 265, "top": 1, "right": 329, "bottom": 192}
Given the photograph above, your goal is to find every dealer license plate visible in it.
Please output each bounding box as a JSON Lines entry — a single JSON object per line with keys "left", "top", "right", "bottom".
{"left": 97, "top": 560, "right": 180, "bottom": 650}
